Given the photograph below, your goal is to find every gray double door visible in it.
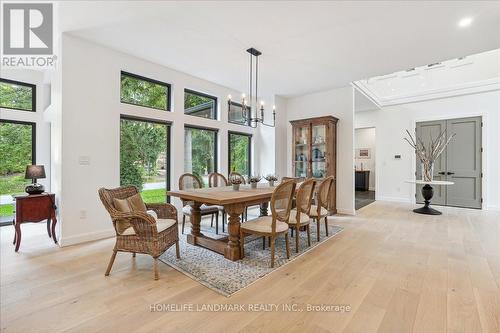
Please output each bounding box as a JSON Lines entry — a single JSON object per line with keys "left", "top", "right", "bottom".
{"left": 416, "top": 116, "right": 482, "bottom": 209}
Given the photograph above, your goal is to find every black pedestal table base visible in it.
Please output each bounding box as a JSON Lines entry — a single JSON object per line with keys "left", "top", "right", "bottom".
{"left": 413, "top": 184, "right": 442, "bottom": 215}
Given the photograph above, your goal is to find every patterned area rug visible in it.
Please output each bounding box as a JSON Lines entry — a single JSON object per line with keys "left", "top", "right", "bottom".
{"left": 160, "top": 220, "right": 343, "bottom": 297}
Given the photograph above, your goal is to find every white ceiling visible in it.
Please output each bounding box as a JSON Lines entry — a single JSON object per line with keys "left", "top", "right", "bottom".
{"left": 59, "top": 1, "right": 500, "bottom": 97}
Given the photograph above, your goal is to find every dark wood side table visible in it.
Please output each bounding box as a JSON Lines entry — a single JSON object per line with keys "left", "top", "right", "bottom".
{"left": 355, "top": 170, "right": 370, "bottom": 191}
{"left": 13, "top": 193, "right": 57, "bottom": 252}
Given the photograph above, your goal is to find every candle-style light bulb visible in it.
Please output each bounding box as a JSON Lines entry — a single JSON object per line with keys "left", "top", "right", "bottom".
{"left": 228, "top": 94, "right": 232, "bottom": 100}
{"left": 241, "top": 93, "right": 246, "bottom": 99}
{"left": 273, "top": 105, "right": 276, "bottom": 112}
{"left": 260, "top": 100, "right": 264, "bottom": 106}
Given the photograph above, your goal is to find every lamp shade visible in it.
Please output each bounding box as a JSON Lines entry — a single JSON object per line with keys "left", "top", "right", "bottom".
{"left": 25, "top": 165, "right": 46, "bottom": 180}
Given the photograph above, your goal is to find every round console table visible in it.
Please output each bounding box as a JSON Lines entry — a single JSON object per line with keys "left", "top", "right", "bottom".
{"left": 405, "top": 180, "right": 454, "bottom": 215}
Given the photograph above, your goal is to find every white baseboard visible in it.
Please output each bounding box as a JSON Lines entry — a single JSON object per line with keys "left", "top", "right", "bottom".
{"left": 59, "top": 228, "right": 115, "bottom": 247}
{"left": 377, "top": 196, "right": 412, "bottom": 203}
{"left": 336, "top": 208, "right": 355, "bottom": 215}
{"left": 487, "top": 205, "right": 500, "bottom": 211}
{"left": 368, "top": 187, "right": 375, "bottom": 191}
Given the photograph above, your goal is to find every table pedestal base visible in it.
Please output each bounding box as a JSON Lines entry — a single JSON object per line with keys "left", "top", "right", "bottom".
{"left": 414, "top": 184, "right": 442, "bottom": 215}
{"left": 413, "top": 206, "right": 442, "bottom": 215}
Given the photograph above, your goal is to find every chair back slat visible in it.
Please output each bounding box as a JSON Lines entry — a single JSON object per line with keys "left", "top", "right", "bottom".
{"left": 296, "top": 178, "right": 316, "bottom": 214}
{"left": 179, "top": 173, "right": 202, "bottom": 190}
{"left": 270, "top": 180, "right": 296, "bottom": 232}
{"left": 317, "top": 176, "right": 334, "bottom": 209}
{"left": 208, "top": 172, "right": 228, "bottom": 187}
{"left": 229, "top": 172, "right": 246, "bottom": 184}
{"left": 281, "top": 176, "right": 301, "bottom": 183}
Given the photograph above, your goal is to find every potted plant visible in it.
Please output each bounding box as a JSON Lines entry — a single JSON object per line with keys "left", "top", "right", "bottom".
{"left": 404, "top": 129, "right": 455, "bottom": 182}
{"left": 249, "top": 175, "right": 262, "bottom": 189}
{"left": 265, "top": 174, "right": 278, "bottom": 187}
{"left": 229, "top": 174, "right": 243, "bottom": 191}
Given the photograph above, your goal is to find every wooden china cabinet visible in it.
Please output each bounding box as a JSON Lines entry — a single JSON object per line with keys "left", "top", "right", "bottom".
{"left": 290, "top": 116, "right": 338, "bottom": 213}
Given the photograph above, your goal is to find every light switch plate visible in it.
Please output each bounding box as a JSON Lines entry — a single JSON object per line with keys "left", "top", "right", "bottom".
{"left": 79, "top": 156, "right": 90, "bottom": 165}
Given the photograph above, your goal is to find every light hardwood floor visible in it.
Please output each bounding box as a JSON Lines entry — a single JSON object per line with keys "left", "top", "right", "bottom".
{"left": 1, "top": 202, "right": 499, "bottom": 333}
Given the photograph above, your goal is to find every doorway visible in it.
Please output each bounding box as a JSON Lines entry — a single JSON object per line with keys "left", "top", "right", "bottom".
{"left": 416, "top": 116, "right": 482, "bottom": 209}
{"left": 354, "top": 127, "right": 376, "bottom": 210}
{"left": 0, "top": 120, "right": 36, "bottom": 226}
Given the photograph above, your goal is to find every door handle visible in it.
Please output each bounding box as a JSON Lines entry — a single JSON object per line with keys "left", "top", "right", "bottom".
{"left": 438, "top": 171, "right": 446, "bottom": 175}
{"left": 447, "top": 172, "right": 455, "bottom": 175}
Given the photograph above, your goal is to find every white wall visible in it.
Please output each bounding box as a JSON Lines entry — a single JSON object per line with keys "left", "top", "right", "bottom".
{"left": 0, "top": 69, "right": 52, "bottom": 193}
{"left": 354, "top": 127, "right": 376, "bottom": 190}
{"left": 355, "top": 90, "right": 500, "bottom": 209}
{"left": 54, "top": 34, "right": 281, "bottom": 246}
{"left": 285, "top": 86, "right": 355, "bottom": 215}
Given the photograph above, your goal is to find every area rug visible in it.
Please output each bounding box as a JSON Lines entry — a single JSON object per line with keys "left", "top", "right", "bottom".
{"left": 160, "top": 220, "right": 343, "bottom": 297}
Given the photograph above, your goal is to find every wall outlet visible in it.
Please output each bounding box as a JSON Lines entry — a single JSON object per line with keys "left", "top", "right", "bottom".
{"left": 79, "top": 210, "right": 87, "bottom": 219}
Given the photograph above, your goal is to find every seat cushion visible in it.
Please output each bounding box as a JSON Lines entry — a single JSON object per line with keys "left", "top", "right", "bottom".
{"left": 309, "top": 205, "right": 329, "bottom": 217}
{"left": 120, "top": 218, "right": 177, "bottom": 236}
{"left": 287, "top": 209, "right": 310, "bottom": 225}
{"left": 182, "top": 204, "right": 219, "bottom": 215}
{"left": 147, "top": 210, "right": 158, "bottom": 220}
{"left": 241, "top": 216, "right": 289, "bottom": 234}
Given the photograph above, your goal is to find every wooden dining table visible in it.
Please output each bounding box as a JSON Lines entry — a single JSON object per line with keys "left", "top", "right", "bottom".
{"left": 169, "top": 184, "right": 277, "bottom": 261}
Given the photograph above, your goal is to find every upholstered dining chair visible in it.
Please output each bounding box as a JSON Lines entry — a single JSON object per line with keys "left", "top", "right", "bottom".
{"left": 281, "top": 176, "right": 302, "bottom": 183}
{"left": 240, "top": 180, "right": 296, "bottom": 267}
{"left": 229, "top": 171, "right": 251, "bottom": 221}
{"left": 307, "top": 176, "right": 334, "bottom": 241}
{"left": 179, "top": 173, "right": 220, "bottom": 234}
{"left": 208, "top": 172, "right": 228, "bottom": 231}
{"left": 286, "top": 178, "right": 315, "bottom": 252}
{"left": 98, "top": 185, "right": 180, "bottom": 280}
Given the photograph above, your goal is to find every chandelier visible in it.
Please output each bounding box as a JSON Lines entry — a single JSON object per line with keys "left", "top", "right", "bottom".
{"left": 228, "top": 48, "right": 275, "bottom": 128}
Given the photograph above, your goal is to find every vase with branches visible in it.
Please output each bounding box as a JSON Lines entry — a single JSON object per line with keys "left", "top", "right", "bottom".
{"left": 404, "top": 129, "right": 455, "bottom": 182}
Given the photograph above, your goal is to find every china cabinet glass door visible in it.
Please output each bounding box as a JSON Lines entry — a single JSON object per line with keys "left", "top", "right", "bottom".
{"left": 311, "top": 124, "right": 327, "bottom": 179}
{"left": 294, "top": 124, "right": 310, "bottom": 178}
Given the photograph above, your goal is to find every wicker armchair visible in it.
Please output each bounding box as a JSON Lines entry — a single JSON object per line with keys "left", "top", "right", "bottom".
{"left": 98, "top": 186, "right": 180, "bottom": 280}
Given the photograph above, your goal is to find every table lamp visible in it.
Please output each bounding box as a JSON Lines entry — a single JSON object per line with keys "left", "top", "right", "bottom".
{"left": 25, "top": 165, "right": 46, "bottom": 195}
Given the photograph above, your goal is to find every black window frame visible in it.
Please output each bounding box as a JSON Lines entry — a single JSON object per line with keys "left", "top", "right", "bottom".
{"left": 227, "top": 100, "right": 251, "bottom": 126}
{"left": 228, "top": 131, "right": 252, "bottom": 178}
{"left": 184, "top": 88, "right": 218, "bottom": 120}
{"left": 0, "top": 78, "right": 36, "bottom": 112}
{"left": 0, "top": 119, "right": 36, "bottom": 226}
{"left": 184, "top": 124, "right": 219, "bottom": 175}
{"left": 119, "top": 115, "right": 172, "bottom": 203}
{"left": 120, "top": 71, "right": 172, "bottom": 112}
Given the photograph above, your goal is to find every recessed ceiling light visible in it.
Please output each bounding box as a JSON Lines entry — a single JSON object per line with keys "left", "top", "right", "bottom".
{"left": 458, "top": 17, "right": 473, "bottom": 28}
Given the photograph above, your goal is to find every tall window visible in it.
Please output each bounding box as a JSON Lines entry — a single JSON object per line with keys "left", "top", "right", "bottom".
{"left": 184, "top": 89, "right": 217, "bottom": 119}
{"left": 120, "top": 117, "right": 170, "bottom": 203}
{"left": 184, "top": 126, "right": 217, "bottom": 187}
{"left": 0, "top": 120, "right": 35, "bottom": 224}
{"left": 228, "top": 132, "right": 251, "bottom": 177}
{"left": 0, "top": 78, "right": 36, "bottom": 112}
{"left": 228, "top": 101, "right": 250, "bottom": 126}
{"left": 120, "top": 71, "right": 171, "bottom": 111}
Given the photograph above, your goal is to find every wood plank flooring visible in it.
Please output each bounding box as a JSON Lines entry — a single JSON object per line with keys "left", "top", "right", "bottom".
{"left": 1, "top": 202, "right": 499, "bottom": 333}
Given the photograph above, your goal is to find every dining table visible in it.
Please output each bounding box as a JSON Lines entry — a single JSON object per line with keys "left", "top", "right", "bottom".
{"left": 169, "top": 183, "right": 278, "bottom": 261}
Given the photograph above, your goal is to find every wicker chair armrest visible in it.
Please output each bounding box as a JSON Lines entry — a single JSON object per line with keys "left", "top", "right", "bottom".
{"left": 112, "top": 211, "right": 163, "bottom": 237}
{"left": 146, "top": 203, "right": 178, "bottom": 220}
